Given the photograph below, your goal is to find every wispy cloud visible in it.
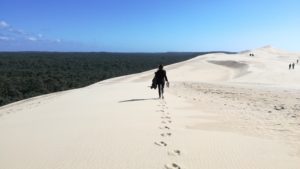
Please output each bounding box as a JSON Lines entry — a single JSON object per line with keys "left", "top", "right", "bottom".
{"left": 9, "top": 28, "right": 27, "bottom": 35}
{"left": 0, "top": 36, "right": 13, "bottom": 41}
{"left": 27, "top": 37, "right": 38, "bottom": 41}
{"left": 0, "top": 21, "right": 9, "bottom": 28}
{"left": 0, "top": 20, "right": 97, "bottom": 51}
{"left": 0, "top": 20, "right": 61, "bottom": 43}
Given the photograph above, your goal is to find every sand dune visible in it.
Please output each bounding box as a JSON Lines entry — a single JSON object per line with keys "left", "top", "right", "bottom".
{"left": 0, "top": 46, "right": 300, "bottom": 169}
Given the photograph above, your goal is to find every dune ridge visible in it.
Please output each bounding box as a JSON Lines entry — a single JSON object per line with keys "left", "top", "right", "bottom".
{"left": 0, "top": 46, "right": 300, "bottom": 169}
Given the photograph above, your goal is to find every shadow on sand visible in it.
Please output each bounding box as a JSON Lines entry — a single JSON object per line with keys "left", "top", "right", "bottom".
{"left": 119, "top": 98, "right": 158, "bottom": 103}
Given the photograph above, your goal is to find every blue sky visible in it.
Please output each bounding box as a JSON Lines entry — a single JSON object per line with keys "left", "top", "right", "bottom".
{"left": 0, "top": 0, "right": 299, "bottom": 52}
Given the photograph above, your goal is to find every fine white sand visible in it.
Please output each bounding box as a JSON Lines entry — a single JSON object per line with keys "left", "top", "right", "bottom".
{"left": 0, "top": 46, "right": 300, "bottom": 169}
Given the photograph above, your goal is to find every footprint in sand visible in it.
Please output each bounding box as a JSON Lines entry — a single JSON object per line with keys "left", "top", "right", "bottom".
{"left": 160, "top": 101, "right": 167, "bottom": 105}
{"left": 274, "top": 105, "right": 285, "bottom": 110}
{"left": 161, "top": 105, "right": 167, "bottom": 109}
{"left": 168, "top": 149, "right": 181, "bottom": 156}
{"left": 161, "top": 116, "right": 171, "bottom": 119}
{"left": 154, "top": 141, "right": 167, "bottom": 147}
{"left": 164, "top": 163, "right": 181, "bottom": 169}
{"left": 161, "top": 133, "right": 172, "bottom": 137}
{"left": 161, "top": 120, "right": 172, "bottom": 124}
{"left": 159, "top": 126, "right": 170, "bottom": 130}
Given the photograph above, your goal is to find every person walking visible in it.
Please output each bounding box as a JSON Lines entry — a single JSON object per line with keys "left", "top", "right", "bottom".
{"left": 154, "top": 64, "right": 169, "bottom": 99}
{"left": 292, "top": 63, "right": 295, "bottom": 69}
{"left": 289, "top": 63, "right": 291, "bottom": 70}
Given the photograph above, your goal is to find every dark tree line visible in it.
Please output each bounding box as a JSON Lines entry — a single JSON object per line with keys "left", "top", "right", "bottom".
{"left": 0, "top": 51, "right": 233, "bottom": 106}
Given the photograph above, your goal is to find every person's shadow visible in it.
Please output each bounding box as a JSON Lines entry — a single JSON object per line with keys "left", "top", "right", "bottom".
{"left": 119, "top": 98, "right": 158, "bottom": 103}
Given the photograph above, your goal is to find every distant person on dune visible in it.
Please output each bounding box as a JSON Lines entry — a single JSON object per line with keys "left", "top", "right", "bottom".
{"left": 153, "top": 64, "right": 169, "bottom": 99}
{"left": 292, "top": 63, "right": 295, "bottom": 69}
{"left": 289, "top": 63, "right": 291, "bottom": 70}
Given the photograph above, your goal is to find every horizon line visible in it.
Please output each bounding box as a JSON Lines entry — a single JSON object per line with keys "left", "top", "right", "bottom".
{"left": 0, "top": 50, "right": 238, "bottom": 53}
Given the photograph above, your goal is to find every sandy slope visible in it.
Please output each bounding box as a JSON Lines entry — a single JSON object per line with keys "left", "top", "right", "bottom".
{"left": 0, "top": 46, "right": 300, "bottom": 169}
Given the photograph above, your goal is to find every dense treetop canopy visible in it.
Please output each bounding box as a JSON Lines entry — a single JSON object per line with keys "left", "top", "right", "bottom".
{"left": 0, "top": 52, "right": 208, "bottom": 106}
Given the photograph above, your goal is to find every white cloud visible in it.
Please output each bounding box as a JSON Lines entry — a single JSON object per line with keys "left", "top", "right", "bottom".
{"left": 0, "top": 21, "right": 9, "bottom": 28}
{"left": 12, "top": 29, "right": 26, "bottom": 35}
{"left": 0, "top": 20, "right": 69, "bottom": 50}
{"left": 28, "top": 37, "right": 37, "bottom": 41}
{"left": 0, "top": 36, "right": 12, "bottom": 40}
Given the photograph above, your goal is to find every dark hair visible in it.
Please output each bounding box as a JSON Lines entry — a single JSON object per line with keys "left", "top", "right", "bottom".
{"left": 159, "top": 64, "right": 163, "bottom": 70}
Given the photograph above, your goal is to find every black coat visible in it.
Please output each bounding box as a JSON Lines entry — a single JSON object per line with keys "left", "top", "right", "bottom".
{"left": 151, "top": 69, "right": 168, "bottom": 89}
